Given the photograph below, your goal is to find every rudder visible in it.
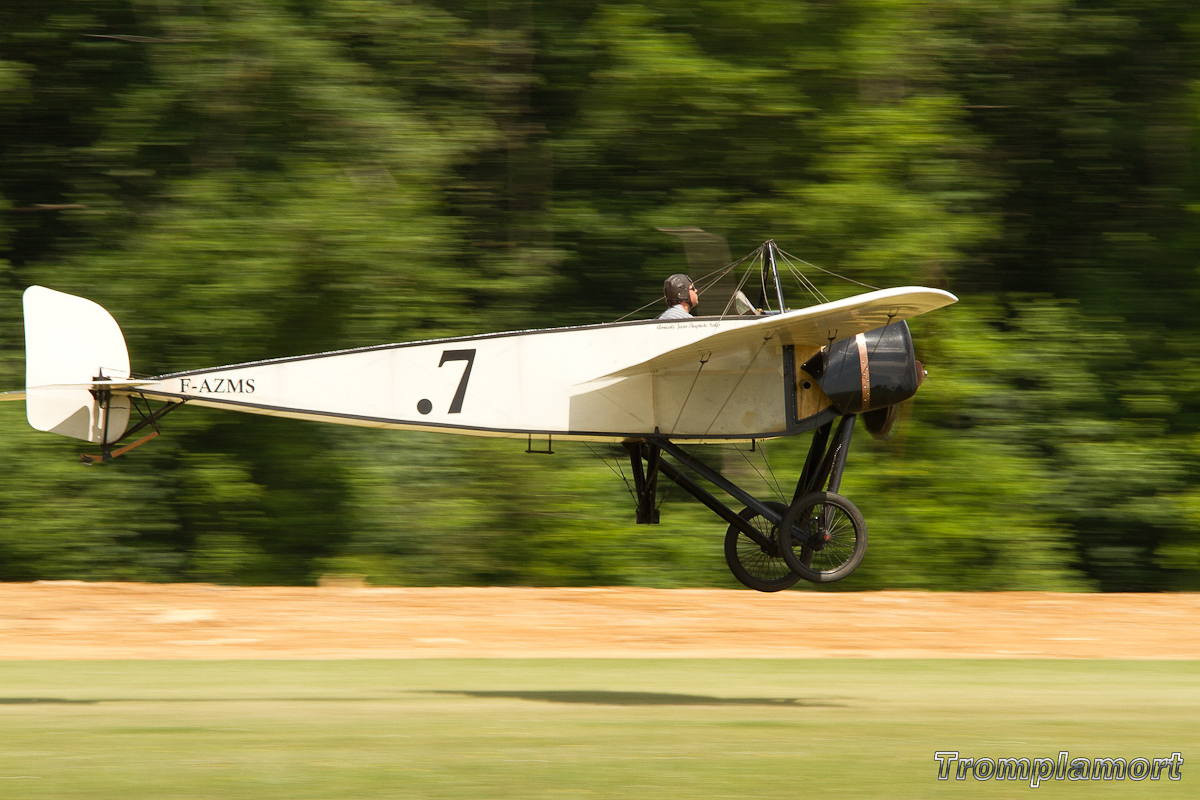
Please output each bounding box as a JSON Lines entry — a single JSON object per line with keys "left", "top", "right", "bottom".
{"left": 23, "top": 286, "right": 131, "bottom": 443}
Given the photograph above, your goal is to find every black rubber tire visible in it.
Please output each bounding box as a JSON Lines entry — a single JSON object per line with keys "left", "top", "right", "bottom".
{"left": 778, "top": 492, "right": 867, "bottom": 583}
{"left": 723, "top": 501, "right": 801, "bottom": 592}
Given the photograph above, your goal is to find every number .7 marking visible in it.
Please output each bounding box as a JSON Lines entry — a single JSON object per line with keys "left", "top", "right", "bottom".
{"left": 439, "top": 349, "right": 476, "bottom": 414}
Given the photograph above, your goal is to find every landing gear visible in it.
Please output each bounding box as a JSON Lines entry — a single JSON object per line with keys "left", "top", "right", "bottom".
{"left": 628, "top": 412, "right": 870, "bottom": 592}
{"left": 724, "top": 501, "right": 800, "bottom": 592}
{"left": 779, "top": 491, "right": 867, "bottom": 583}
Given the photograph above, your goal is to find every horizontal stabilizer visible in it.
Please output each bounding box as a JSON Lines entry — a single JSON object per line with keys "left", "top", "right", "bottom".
{"left": 28, "top": 379, "right": 158, "bottom": 391}
{"left": 596, "top": 286, "right": 956, "bottom": 379}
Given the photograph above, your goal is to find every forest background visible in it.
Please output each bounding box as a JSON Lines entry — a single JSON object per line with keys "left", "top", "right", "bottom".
{"left": 2, "top": 0, "right": 1199, "bottom": 592}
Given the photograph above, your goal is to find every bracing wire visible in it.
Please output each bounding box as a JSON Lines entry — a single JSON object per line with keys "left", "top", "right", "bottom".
{"left": 614, "top": 244, "right": 766, "bottom": 322}
{"left": 693, "top": 245, "right": 767, "bottom": 315}
{"left": 613, "top": 295, "right": 671, "bottom": 323}
{"left": 757, "top": 441, "right": 786, "bottom": 502}
{"left": 731, "top": 443, "right": 785, "bottom": 504}
{"left": 781, "top": 259, "right": 828, "bottom": 306}
{"left": 775, "top": 248, "right": 827, "bottom": 301}
{"left": 616, "top": 241, "right": 878, "bottom": 321}
{"left": 719, "top": 254, "right": 760, "bottom": 316}
{"left": 655, "top": 479, "right": 671, "bottom": 512}
{"left": 584, "top": 442, "right": 637, "bottom": 501}
{"left": 701, "top": 338, "right": 769, "bottom": 436}
{"left": 775, "top": 246, "right": 881, "bottom": 291}
{"left": 671, "top": 355, "right": 709, "bottom": 433}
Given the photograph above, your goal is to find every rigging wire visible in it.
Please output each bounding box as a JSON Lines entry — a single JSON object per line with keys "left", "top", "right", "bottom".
{"left": 693, "top": 245, "right": 765, "bottom": 315}
{"left": 719, "top": 253, "right": 760, "bottom": 316}
{"left": 613, "top": 244, "right": 765, "bottom": 322}
{"left": 782, "top": 259, "right": 828, "bottom": 306}
{"left": 701, "top": 338, "right": 769, "bottom": 437}
{"left": 868, "top": 312, "right": 898, "bottom": 359}
{"left": 731, "top": 443, "right": 785, "bottom": 504}
{"left": 617, "top": 241, "right": 879, "bottom": 322}
{"left": 583, "top": 442, "right": 637, "bottom": 501}
{"left": 612, "top": 296, "right": 669, "bottom": 323}
{"left": 670, "top": 355, "right": 710, "bottom": 433}
{"left": 655, "top": 479, "right": 671, "bottom": 512}
{"left": 775, "top": 248, "right": 829, "bottom": 305}
{"left": 758, "top": 441, "right": 786, "bottom": 502}
{"left": 775, "top": 246, "right": 881, "bottom": 291}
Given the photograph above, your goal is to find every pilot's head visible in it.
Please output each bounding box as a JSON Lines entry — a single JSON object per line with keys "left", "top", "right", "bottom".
{"left": 664, "top": 273, "right": 698, "bottom": 311}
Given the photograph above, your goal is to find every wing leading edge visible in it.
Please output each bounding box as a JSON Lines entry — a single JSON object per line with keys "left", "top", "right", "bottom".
{"left": 593, "top": 286, "right": 957, "bottom": 380}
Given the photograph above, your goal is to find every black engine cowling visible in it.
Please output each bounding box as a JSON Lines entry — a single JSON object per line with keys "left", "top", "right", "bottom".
{"left": 803, "top": 321, "right": 922, "bottom": 416}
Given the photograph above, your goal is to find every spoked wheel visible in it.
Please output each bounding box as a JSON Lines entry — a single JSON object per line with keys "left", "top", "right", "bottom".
{"left": 779, "top": 492, "right": 867, "bottom": 583}
{"left": 724, "top": 501, "right": 801, "bottom": 592}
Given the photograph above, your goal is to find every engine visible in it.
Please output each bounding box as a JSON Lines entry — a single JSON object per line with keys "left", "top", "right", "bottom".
{"left": 802, "top": 320, "right": 923, "bottom": 436}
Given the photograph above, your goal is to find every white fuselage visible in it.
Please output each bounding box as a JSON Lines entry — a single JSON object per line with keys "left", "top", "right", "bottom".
{"left": 138, "top": 316, "right": 813, "bottom": 443}
{"left": 15, "top": 284, "right": 955, "bottom": 445}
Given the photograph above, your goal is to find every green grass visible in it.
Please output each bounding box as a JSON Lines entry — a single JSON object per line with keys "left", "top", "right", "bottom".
{"left": 0, "top": 659, "right": 1196, "bottom": 798}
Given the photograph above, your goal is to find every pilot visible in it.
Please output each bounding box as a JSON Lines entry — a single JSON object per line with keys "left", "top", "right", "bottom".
{"left": 658, "top": 274, "right": 699, "bottom": 320}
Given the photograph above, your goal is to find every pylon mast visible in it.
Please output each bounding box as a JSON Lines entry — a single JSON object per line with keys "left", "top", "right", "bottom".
{"left": 766, "top": 240, "right": 786, "bottom": 312}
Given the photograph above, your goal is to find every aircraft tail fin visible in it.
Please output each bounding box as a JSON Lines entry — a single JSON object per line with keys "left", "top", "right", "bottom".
{"left": 23, "top": 286, "right": 132, "bottom": 443}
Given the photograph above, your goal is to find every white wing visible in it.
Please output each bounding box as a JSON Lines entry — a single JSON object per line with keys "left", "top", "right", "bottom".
{"left": 594, "top": 287, "right": 956, "bottom": 379}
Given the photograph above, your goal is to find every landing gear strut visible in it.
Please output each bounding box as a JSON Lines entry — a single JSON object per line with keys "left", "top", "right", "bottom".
{"left": 626, "top": 414, "right": 868, "bottom": 591}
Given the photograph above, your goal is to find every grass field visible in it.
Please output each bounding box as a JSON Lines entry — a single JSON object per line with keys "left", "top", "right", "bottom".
{"left": 0, "top": 659, "right": 1196, "bottom": 798}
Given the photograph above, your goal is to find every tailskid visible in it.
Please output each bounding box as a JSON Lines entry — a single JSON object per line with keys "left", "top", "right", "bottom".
{"left": 79, "top": 392, "right": 184, "bottom": 464}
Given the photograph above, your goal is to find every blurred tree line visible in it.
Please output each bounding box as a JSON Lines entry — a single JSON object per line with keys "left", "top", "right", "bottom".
{"left": 2, "top": 0, "right": 1199, "bottom": 590}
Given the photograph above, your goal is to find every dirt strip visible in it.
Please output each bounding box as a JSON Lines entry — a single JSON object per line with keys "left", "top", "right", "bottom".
{"left": 1, "top": 583, "right": 1197, "bottom": 660}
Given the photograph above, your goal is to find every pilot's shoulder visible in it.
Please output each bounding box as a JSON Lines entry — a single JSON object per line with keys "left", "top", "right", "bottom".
{"left": 657, "top": 306, "right": 692, "bottom": 321}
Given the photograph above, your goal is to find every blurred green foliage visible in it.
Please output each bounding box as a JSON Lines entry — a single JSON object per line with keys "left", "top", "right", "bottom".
{"left": 2, "top": 0, "right": 1199, "bottom": 590}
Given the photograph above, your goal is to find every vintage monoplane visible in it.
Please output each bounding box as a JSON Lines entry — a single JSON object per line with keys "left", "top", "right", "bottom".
{"left": 1, "top": 241, "right": 955, "bottom": 591}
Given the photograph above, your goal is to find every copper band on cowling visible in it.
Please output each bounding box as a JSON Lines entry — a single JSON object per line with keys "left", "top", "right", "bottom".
{"left": 855, "top": 332, "right": 870, "bottom": 408}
